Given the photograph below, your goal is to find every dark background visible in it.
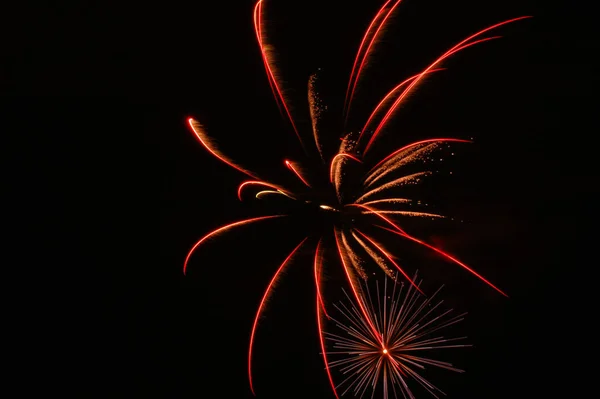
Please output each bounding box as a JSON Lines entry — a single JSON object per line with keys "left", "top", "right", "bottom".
{"left": 5, "top": 0, "right": 597, "bottom": 397}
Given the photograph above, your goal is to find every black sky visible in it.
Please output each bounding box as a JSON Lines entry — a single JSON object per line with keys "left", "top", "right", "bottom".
{"left": 5, "top": 0, "right": 598, "bottom": 397}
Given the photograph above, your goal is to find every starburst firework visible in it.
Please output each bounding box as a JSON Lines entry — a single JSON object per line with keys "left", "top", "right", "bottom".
{"left": 323, "top": 273, "right": 470, "bottom": 399}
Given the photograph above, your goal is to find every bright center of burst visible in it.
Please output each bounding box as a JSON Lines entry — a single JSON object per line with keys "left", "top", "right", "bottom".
{"left": 382, "top": 348, "right": 388, "bottom": 355}
{"left": 319, "top": 204, "right": 338, "bottom": 212}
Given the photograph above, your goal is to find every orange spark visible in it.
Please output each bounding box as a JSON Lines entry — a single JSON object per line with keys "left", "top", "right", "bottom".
{"left": 351, "top": 230, "right": 395, "bottom": 278}
{"left": 329, "top": 153, "right": 363, "bottom": 183}
{"left": 361, "top": 210, "right": 445, "bottom": 218}
{"left": 308, "top": 74, "right": 326, "bottom": 161}
{"left": 356, "top": 172, "right": 431, "bottom": 203}
{"left": 361, "top": 198, "right": 412, "bottom": 207}
{"left": 340, "top": 229, "right": 369, "bottom": 280}
{"left": 367, "top": 138, "right": 471, "bottom": 176}
{"left": 364, "top": 142, "right": 441, "bottom": 188}
{"left": 334, "top": 228, "right": 383, "bottom": 343}
{"left": 353, "top": 229, "right": 422, "bottom": 294}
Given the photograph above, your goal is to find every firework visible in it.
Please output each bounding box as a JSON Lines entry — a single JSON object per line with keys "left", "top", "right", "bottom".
{"left": 322, "top": 273, "right": 470, "bottom": 399}
{"left": 183, "top": 0, "right": 529, "bottom": 394}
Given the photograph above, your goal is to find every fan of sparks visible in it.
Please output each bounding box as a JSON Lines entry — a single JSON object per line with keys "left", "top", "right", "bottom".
{"left": 323, "top": 273, "right": 470, "bottom": 399}
{"left": 183, "top": 0, "right": 528, "bottom": 396}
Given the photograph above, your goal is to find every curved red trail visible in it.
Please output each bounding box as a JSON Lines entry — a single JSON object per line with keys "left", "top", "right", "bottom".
{"left": 183, "top": 215, "right": 286, "bottom": 275}
{"left": 317, "top": 291, "right": 340, "bottom": 399}
{"left": 359, "top": 69, "right": 444, "bottom": 143}
{"left": 377, "top": 225, "right": 508, "bottom": 297}
{"left": 253, "top": 0, "right": 304, "bottom": 151}
{"left": 248, "top": 237, "right": 309, "bottom": 395}
{"left": 346, "top": 204, "right": 407, "bottom": 234}
{"left": 344, "top": 0, "right": 392, "bottom": 118}
{"left": 346, "top": 0, "right": 404, "bottom": 123}
{"left": 285, "top": 160, "right": 311, "bottom": 187}
{"left": 313, "top": 239, "right": 329, "bottom": 318}
{"left": 314, "top": 238, "right": 338, "bottom": 398}
{"left": 363, "top": 16, "right": 532, "bottom": 155}
{"left": 187, "top": 118, "right": 260, "bottom": 180}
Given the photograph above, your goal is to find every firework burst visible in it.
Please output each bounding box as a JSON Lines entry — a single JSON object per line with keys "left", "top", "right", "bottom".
{"left": 183, "top": 0, "right": 528, "bottom": 395}
{"left": 322, "top": 273, "right": 470, "bottom": 399}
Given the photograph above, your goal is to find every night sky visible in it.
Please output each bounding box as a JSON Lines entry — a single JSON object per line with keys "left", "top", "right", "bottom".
{"left": 5, "top": 0, "right": 598, "bottom": 397}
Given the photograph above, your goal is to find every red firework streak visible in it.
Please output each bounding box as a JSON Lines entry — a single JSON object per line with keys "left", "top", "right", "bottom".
{"left": 184, "top": 1, "right": 530, "bottom": 396}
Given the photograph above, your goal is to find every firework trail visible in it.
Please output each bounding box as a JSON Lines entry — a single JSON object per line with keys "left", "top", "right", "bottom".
{"left": 183, "top": 0, "right": 529, "bottom": 394}
{"left": 248, "top": 238, "right": 309, "bottom": 395}
{"left": 323, "top": 273, "right": 470, "bottom": 399}
{"left": 344, "top": 0, "right": 405, "bottom": 125}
